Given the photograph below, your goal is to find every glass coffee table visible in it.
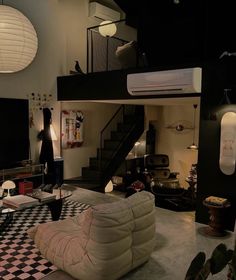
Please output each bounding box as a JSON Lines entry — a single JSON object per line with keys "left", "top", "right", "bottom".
{"left": 0, "top": 189, "right": 72, "bottom": 234}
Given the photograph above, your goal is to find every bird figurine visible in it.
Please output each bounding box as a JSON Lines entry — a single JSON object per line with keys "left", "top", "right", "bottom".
{"left": 75, "top": 60, "right": 84, "bottom": 74}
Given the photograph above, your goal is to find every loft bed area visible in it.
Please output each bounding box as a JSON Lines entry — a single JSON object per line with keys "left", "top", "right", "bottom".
{"left": 57, "top": 0, "right": 236, "bottom": 103}
{"left": 57, "top": 20, "right": 203, "bottom": 103}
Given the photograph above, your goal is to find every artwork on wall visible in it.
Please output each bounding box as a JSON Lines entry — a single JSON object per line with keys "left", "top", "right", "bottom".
{"left": 27, "top": 92, "right": 53, "bottom": 128}
{"left": 61, "top": 110, "right": 84, "bottom": 149}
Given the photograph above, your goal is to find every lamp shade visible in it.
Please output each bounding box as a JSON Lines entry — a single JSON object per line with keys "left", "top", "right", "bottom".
{"left": 98, "top": 20, "right": 117, "bottom": 37}
{"left": 187, "top": 143, "right": 198, "bottom": 150}
{"left": 105, "top": 180, "right": 113, "bottom": 192}
{"left": 50, "top": 124, "right": 57, "bottom": 141}
{"left": 0, "top": 5, "right": 38, "bottom": 73}
{"left": 2, "top": 180, "right": 16, "bottom": 197}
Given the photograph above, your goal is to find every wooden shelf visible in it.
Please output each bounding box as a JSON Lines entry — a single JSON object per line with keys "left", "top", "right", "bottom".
{"left": 0, "top": 164, "right": 44, "bottom": 185}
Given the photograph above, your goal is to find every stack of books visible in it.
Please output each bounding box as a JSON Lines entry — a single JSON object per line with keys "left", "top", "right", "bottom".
{"left": 205, "top": 196, "right": 229, "bottom": 206}
{"left": 27, "top": 191, "right": 56, "bottom": 202}
{"left": 3, "top": 195, "right": 39, "bottom": 209}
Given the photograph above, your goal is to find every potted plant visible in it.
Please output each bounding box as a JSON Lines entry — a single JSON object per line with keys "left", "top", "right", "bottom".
{"left": 185, "top": 240, "right": 236, "bottom": 279}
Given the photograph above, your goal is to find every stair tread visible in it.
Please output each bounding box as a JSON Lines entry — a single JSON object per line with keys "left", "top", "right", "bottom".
{"left": 82, "top": 166, "right": 102, "bottom": 171}
{"left": 104, "top": 139, "right": 121, "bottom": 143}
{"left": 111, "top": 130, "right": 127, "bottom": 134}
{"left": 90, "top": 157, "right": 107, "bottom": 161}
{"left": 79, "top": 105, "right": 144, "bottom": 190}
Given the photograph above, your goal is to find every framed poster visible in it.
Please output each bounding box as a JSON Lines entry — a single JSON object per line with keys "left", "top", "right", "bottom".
{"left": 61, "top": 110, "right": 84, "bottom": 149}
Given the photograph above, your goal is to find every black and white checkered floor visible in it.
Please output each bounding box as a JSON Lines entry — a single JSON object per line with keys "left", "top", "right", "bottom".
{"left": 0, "top": 200, "right": 90, "bottom": 280}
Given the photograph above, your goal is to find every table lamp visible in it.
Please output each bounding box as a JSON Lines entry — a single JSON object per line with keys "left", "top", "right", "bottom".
{"left": 2, "top": 180, "right": 16, "bottom": 197}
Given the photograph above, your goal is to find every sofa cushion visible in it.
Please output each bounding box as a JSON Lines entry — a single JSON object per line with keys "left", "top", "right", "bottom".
{"left": 28, "top": 191, "right": 155, "bottom": 280}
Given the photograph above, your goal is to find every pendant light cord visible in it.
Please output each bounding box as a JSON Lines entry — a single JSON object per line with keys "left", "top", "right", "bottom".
{"left": 193, "top": 104, "right": 198, "bottom": 144}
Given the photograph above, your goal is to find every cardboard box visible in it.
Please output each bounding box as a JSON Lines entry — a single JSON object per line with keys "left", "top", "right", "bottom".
{"left": 19, "top": 181, "right": 33, "bottom": 195}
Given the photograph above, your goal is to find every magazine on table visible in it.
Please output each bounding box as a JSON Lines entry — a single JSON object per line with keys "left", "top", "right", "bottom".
{"left": 2, "top": 195, "right": 39, "bottom": 209}
{"left": 27, "top": 190, "right": 56, "bottom": 202}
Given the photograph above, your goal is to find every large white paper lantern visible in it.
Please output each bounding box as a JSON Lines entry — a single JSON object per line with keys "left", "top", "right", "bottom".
{"left": 98, "top": 20, "right": 117, "bottom": 37}
{"left": 0, "top": 5, "right": 38, "bottom": 73}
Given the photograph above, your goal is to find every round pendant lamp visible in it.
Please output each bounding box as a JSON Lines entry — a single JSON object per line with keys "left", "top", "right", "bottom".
{"left": 98, "top": 20, "right": 117, "bottom": 37}
{"left": 0, "top": 5, "right": 38, "bottom": 73}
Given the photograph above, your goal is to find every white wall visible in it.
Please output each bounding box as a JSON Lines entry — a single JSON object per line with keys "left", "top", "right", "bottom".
{"left": 61, "top": 102, "right": 119, "bottom": 179}
{"left": 0, "top": 0, "right": 90, "bottom": 163}
{"left": 145, "top": 105, "right": 199, "bottom": 188}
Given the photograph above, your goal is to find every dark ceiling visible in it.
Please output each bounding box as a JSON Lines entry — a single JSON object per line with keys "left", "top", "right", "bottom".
{"left": 114, "top": 0, "right": 236, "bottom": 67}
{"left": 114, "top": 0, "right": 204, "bottom": 28}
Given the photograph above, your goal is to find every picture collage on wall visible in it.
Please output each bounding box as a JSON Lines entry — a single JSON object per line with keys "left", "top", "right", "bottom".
{"left": 61, "top": 110, "right": 84, "bottom": 149}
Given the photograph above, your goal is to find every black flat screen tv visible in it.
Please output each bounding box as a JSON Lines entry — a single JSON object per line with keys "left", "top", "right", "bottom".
{"left": 0, "top": 98, "right": 29, "bottom": 169}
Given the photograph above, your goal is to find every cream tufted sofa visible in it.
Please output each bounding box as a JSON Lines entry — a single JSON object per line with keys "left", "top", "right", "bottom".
{"left": 28, "top": 191, "right": 156, "bottom": 280}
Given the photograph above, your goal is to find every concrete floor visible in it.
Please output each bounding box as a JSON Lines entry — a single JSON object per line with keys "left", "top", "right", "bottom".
{"left": 62, "top": 184, "right": 235, "bottom": 280}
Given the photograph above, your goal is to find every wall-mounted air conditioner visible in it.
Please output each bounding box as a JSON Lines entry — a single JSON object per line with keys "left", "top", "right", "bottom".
{"left": 127, "top": 67, "right": 202, "bottom": 96}
{"left": 89, "top": 2, "right": 120, "bottom": 21}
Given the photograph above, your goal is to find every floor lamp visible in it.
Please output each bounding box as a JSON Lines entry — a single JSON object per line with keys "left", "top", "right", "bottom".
{"left": 98, "top": 20, "right": 117, "bottom": 71}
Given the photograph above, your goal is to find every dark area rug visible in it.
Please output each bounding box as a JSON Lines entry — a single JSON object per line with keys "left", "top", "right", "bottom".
{"left": 0, "top": 200, "right": 90, "bottom": 280}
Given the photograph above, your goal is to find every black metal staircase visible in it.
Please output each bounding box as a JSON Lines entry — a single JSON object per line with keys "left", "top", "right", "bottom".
{"left": 79, "top": 105, "right": 144, "bottom": 192}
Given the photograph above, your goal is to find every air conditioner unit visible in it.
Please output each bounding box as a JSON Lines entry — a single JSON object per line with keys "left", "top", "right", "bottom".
{"left": 127, "top": 67, "right": 202, "bottom": 96}
{"left": 89, "top": 2, "right": 120, "bottom": 21}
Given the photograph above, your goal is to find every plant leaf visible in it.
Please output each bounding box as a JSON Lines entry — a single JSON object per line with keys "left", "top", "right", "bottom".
{"left": 185, "top": 252, "right": 206, "bottom": 280}
{"left": 210, "top": 243, "right": 233, "bottom": 274}
{"left": 196, "top": 259, "right": 211, "bottom": 280}
{"left": 230, "top": 241, "right": 236, "bottom": 279}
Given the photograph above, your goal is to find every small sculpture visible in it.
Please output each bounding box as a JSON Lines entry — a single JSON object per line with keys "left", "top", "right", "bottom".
{"left": 75, "top": 60, "right": 84, "bottom": 74}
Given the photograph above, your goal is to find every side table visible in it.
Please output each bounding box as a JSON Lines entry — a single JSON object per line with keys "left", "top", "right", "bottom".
{"left": 202, "top": 200, "right": 231, "bottom": 237}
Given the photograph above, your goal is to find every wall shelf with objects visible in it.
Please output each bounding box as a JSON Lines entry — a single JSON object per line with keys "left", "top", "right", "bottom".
{"left": 0, "top": 164, "right": 44, "bottom": 191}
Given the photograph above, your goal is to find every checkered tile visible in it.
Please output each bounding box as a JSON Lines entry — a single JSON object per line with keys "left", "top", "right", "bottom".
{"left": 0, "top": 199, "right": 90, "bottom": 280}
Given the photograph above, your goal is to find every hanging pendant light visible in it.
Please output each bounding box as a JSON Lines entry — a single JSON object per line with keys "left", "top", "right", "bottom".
{"left": 219, "top": 88, "right": 232, "bottom": 105}
{"left": 0, "top": 4, "right": 38, "bottom": 73}
{"left": 98, "top": 20, "right": 117, "bottom": 37}
{"left": 187, "top": 104, "right": 198, "bottom": 150}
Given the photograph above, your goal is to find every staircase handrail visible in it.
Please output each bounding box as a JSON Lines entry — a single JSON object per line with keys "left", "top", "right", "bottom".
{"left": 99, "top": 105, "right": 144, "bottom": 187}
{"left": 101, "top": 116, "right": 143, "bottom": 182}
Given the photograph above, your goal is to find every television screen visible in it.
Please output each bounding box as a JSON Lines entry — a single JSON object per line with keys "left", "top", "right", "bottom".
{"left": 0, "top": 98, "right": 29, "bottom": 169}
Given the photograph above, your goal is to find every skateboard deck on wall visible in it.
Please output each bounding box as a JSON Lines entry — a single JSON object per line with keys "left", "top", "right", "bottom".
{"left": 219, "top": 112, "right": 236, "bottom": 175}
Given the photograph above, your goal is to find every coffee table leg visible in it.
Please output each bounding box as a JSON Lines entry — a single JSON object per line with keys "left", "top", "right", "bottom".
{"left": 0, "top": 212, "right": 14, "bottom": 234}
{"left": 47, "top": 199, "right": 63, "bottom": 221}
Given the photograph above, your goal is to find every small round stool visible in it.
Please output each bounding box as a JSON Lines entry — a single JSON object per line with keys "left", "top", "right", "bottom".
{"left": 202, "top": 200, "right": 231, "bottom": 237}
